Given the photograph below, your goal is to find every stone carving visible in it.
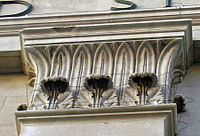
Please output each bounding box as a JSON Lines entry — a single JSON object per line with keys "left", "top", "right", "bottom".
{"left": 121, "top": 87, "right": 164, "bottom": 106}
{"left": 173, "top": 95, "right": 186, "bottom": 113}
{"left": 24, "top": 39, "right": 184, "bottom": 109}
{"left": 113, "top": 42, "right": 135, "bottom": 102}
{"left": 83, "top": 75, "right": 115, "bottom": 107}
{"left": 69, "top": 45, "right": 92, "bottom": 93}
{"left": 121, "top": 73, "right": 164, "bottom": 106}
{"left": 92, "top": 43, "right": 113, "bottom": 76}
{"left": 77, "top": 88, "right": 118, "bottom": 108}
{"left": 40, "top": 77, "right": 70, "bottom": 109}
{"left": 135, "top": 41, "right": 156, "bottom": 73}
{"left": 129, "top": 73, "right": 158, "bottom": 105}
{"left": 17, "top": 104, "right": 28, "bottom": 111}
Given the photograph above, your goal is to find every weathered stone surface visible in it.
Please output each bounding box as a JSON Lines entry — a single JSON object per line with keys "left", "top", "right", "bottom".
{"left": 176, "top": 64, "right": 200, "bottom": 136}
{"left": 0, "top": 74, "right": 27, "bottom": 136}
{"left": 0, "top": 1, "right": 199, "bottom": 136}
{"left": 193, "top": 40, "right": 200, "bottom": 63}
{"left": 15, "top": 104, "right": 177, "bottom": 136}
{"left": 1, "top": 0, "right": 200, "bottom": 16}
{"left": 0, "top": 74, "right": 27, "bottom": 97}
{"left": 19, "top": 19, "right": 191, "bottom": 108}
{"left": 0, "top": 0, "right": 165, "bottom": 16}
{"left": 0, "top": 65, "right": 198, "bottom": 136}
{"left": 0, "top": 125, "right": 16, "bottom": 136}
{"left": 0, "top": 51, "right": 22, "bottom": 74}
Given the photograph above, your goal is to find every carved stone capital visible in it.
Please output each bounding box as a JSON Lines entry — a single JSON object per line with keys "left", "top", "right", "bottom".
{"left": 20, "top": 19, "right": 192, "bottom": 109}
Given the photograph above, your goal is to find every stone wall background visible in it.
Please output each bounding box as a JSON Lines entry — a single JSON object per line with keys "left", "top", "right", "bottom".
{"left": 1, "top": 0, "right": 200, "bottom": 16}
{"left": 0, "top": 75, "right": 27, "bottom": 136}
{"left": 176, "top": 64, "right": 200, "bottom": 136}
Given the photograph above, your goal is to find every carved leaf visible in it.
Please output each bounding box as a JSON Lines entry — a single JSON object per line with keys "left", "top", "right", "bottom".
{"left": 121, "top": 86, "right": 164, "bottom": 106}
{"left": 77, "top": 89, "right": 118, "bottom": 108}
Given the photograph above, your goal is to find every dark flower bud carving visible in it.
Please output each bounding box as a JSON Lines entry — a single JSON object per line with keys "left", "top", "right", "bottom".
{"left": 84, "top": 75, "right": 113, "bottom": 107}
{"left": 40, "top": 77, "right": 69, "bottom": 109}
{"left": 128, "top": 72, "right": 158, "bottom": 105}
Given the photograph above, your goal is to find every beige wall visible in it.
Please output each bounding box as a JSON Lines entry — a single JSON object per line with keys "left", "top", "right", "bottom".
{"left": 1, "top": 0, "right": 200, "bottom": 16}
{"left": 21, "top": 0, "right": 200, "bottom": 15}
{"left": 27, "top": 0, "right": 165, "bottom": 14}
{"left": 0, "top": 37, "right": 20, "bottom": 51}
{"left": 0, "top": 74, "right": 27, "bottom": 136}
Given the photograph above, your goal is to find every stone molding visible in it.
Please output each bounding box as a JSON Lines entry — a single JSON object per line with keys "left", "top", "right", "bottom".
{"left": 0, "top": 6, "right": 198, "bottom": 36}
{"left": 0, "top": 6, "right": 196, "bottom": 74}
{"left": 20, "top": 19, "right": 192, "bottom": 108}
{"left": 15, "top": 104, "right": 177, "bottom": 136}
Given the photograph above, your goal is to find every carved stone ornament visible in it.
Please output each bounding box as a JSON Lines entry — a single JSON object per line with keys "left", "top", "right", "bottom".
{"left": 120, "top": 73, "right": 164, "bottom": 106}
{"left": 79, "top": 75, "right": 118, "bottom": 108}
{"left": 20, "top": 19, "right": 192, "bottom": 110}
{"left": 173, "top": 95, "right": 186, "bottom": 113}
{"left": 40, "top": 77, "right": 70, "bottom": 109}
{"left": 24, "top": 39, "right": 183, "bottom": 110}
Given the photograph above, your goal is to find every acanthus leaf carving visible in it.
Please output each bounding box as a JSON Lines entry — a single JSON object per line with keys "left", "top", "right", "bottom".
{"left": 121, "top": 86, "right": 164, "bottom": 106}
{"left": 77, "top": 88, "right": 118, "bottom": 108}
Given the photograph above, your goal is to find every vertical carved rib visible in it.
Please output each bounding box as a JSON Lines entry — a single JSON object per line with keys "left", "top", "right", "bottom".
{"left": 25, "top": 47, "right": 50, "bottom": 107}
{"left": 157, "top": 39, "right": 181, "bottom": 86}
{"left": 143, "top": 51, "right": 147, "bottom": 72}
{"left": 50, "top": 46, "right": 71, "bottom": 79}
{"left": 136, "top": 41, "right": 156, "bottom": 73}
{"left": 157, "top": 39, "right": 183, "bottom": 101}
{"left": 113, "top": 42, "right": 135, "bottom": 101}
{"left": 70, "top": 45, "right": 92, "bottom": 92}
{"left": 25, "top": 46, "right": 73, "bottom": 109}
{"left": 93, "top": 43, "right": 113, "bottom": 76}
{"left": 26, "top": 47, "right": 49, "bottom": 90}
{"left": 169, "top": 69, "right": 184, "bottom": 100}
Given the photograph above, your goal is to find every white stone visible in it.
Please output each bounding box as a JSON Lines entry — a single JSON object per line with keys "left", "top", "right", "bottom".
{"left": 15, "top": 104, "right": 177, "bottom": 136}
{"left": 19, "top": 19, "right": 192, "bottom": 107}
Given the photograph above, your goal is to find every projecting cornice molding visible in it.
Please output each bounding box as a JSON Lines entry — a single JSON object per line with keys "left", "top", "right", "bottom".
{"left": 0, "top": 5, "right": 198, "bottom": 36}
{"left": 20, "top": 19, "right": 192, "bottom": 109}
